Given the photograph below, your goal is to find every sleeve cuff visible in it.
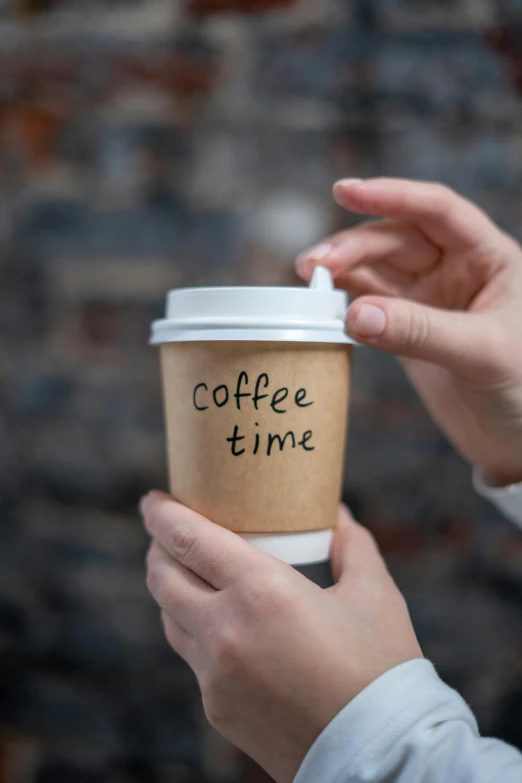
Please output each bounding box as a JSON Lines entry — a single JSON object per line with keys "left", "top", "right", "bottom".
{"left": 294, "top": 658, "right": 477, "bottom": 783}
{"left": 473, "top": 468, "right": 522, "bottom": 528}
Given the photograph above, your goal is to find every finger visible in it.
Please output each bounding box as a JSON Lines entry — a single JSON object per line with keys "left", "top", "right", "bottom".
{"left": 296, "top": 220, "right": 438, "bottom": 283}
{"left": 146, "top": 540, "right": 215, "bottom": 634}
{"left": 345, "top": 295, "right": 507, "bottom": 377}
{"left": 141, "top": 491, "right": 259, "bottom": 590}
{"left": 330, "top": 506, "right": 388, "bottom": 587}
{"left": 333, "top": 178, "right": 502, "bottom": 250}
{"left": 337, "top": 266, "right": 400, "bottom": 299}
{"left": 161, "top": 610, "right": 197, "bottom": 667}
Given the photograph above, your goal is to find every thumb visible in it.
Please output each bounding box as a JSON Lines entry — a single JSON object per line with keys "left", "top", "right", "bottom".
{"left": 330, "top": 506, "right": 388, "bottom": 590}
{"left": 346, "top": 296, "right": 504, "bottom": 377}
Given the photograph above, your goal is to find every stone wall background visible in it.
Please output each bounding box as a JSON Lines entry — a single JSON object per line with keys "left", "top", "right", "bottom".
{"left": 2, "top": 0, "right": 522, "bottom": 780}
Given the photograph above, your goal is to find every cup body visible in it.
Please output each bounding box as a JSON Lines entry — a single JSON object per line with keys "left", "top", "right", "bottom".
{"left": 160, "top": 340, "right": 350, "bottom": 534}
{"left": 151, "top": 273, "right": 353, "bottom": 563}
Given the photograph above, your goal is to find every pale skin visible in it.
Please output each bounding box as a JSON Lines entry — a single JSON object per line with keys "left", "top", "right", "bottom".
{"left": 298, "top": 177, "right": 522, "bottom": 487}
{"left": 142, "top": 495, "right": 422, "bottom": 783}
{"left": 142, "top": 179, "right": 522, "bottom": 781}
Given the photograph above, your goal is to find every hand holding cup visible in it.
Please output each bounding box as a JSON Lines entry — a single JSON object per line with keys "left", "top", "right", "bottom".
{"left": 142, "top": 492, "right": 422, "bottom": 783}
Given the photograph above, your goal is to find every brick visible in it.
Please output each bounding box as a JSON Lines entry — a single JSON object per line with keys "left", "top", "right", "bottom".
{"left": 188, "top": 0, "right": 296, "bottom": 14}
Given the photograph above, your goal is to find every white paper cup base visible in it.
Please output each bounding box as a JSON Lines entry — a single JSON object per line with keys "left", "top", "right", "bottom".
{"left": 241, "top": 529, "right": 333, "bottom": 566}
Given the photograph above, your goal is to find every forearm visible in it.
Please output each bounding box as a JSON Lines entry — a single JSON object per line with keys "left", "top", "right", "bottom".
{"left": 294, "top": 660, "right": 522, "bottom": 783}
{"left": 295, "top": 468, "right": 522, "bottom": 783}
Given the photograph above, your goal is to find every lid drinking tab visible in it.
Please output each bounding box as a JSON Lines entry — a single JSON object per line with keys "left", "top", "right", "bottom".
{"left": 309, "top": 266, "right": 334, "bottom": 292}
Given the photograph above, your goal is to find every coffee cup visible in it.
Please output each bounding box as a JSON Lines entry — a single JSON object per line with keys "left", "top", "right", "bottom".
{"left": 150, "top": 267, "right": 353, "bottom": 565}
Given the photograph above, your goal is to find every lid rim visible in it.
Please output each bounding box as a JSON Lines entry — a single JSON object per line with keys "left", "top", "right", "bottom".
{"left": 165, "top": 285, "right": 337, "bottom": 295}
{"left": 152, "top": 278, "right": 350, "bottom": 345}
{"left": 152, "top": 316, "right": 347, "bottom": 330}
{"left": 150, "top": 328, "right": 353, "bottom": 345}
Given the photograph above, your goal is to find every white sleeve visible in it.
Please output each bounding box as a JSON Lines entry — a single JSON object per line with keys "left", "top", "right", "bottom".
{"left": 473, "top": 469, "right": 522, "bottom": 528}
{"left": 294, "top": 659, "right": 522, "bottom": 783}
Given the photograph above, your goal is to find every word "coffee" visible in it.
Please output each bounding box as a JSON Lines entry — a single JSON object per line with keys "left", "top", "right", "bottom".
{"left": 192, "top": 371, "right": 315, "bottom": 457}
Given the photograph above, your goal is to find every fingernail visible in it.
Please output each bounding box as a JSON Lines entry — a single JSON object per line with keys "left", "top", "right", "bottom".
{"left": 296, "top": 242, "right": 333, "bottom": 277}
{"left": 334, "top": 178, "right": 363, "bottom": 188}
{"left": 348, "top": 303, "right": 386, "bottom": 338}
{"left": 310, "top": 242, "right": 333, "bottom": 260}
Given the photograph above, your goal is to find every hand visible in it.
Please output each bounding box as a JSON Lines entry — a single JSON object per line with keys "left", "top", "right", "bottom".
{"left": 142, "top": 491, "right": 422, "bottom": 783}
{"left": 297, "top": 178, "right": 522, "bottom": 486}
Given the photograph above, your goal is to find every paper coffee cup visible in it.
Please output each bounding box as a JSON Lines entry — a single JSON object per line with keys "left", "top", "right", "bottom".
{"left": 150, "top": 267, "right": 353, "bottom": 565}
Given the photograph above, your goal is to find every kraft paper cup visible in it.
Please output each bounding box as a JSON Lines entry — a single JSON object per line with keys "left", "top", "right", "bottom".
{"left": 150, "top": 267, "right": 353, "bottom": 566}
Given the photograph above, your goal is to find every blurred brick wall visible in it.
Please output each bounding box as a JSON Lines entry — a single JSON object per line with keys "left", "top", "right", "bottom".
{"left": 2, "top": 1, "right": 522, "bottom": 781}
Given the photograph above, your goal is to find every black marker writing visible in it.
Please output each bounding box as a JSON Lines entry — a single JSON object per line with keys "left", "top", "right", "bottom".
{"left": 295, "top": 388, "right": 313, "bottom": 408}
{"left": 270, "top": 387, "right": 288, "bottom": 414}
{"left": 234, "top": 371, "right": 250, "bottom": 410}
{"left": 298, "top": 430, "right": 315, "bottom": 451}
{"left": 192, "top": 372, "right": 314, "bottom": 412}
{"left": 253, "top": 373, "right": 269, "bottom": 410}
{"left": 193, "top": 383, "right": 209, "bottom": 411}
{"left": 226, "top": 424, "right": 246, "bottom": 456}
{"left": 224, "top": 425, "right": 315, "bottom": 457}
{"left": 267, "top": 430, "right": 296, "bottom": 455}
{"left": 213, "top": 384, "right": 229, "bottom": 408}
{"left": 193, "top": 371, "right": 316, "bottom": 458}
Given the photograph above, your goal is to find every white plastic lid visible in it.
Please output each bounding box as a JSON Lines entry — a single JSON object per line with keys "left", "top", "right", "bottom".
{"left": 241, "top": 528, "right": 333, "bottom": 566}
{"left": 150, "top": 266, "right": 352, "bottom": 345}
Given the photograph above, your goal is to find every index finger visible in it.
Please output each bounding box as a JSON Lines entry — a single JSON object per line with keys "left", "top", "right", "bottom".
{"left": 333, "top": 177, "right": 501, "bottom": 250}
{"left": 140, "top": 491, "right": 259, "bottom": 589}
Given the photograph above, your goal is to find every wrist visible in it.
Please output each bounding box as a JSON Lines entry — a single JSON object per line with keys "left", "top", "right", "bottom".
{"left": 294, "top": 660, "right": 477, "bottom": 783}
